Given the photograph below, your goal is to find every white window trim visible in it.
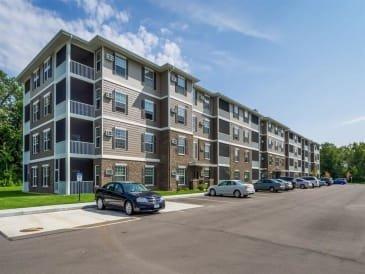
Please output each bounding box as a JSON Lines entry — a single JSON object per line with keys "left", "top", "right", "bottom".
{"left": 234, "top": 148, "right": 240, "bottom": 162}
{"left": 203, "top": 118, "right": 210, "bottom": 134}
{"left": 176, "top": 167, "right": 186, "bottom": 185}
{"left": 32, "top": 133, "right": 39, "bottom": 154}
{"left": 193, "top": 140, "right": 198, "bottom": 160}
{"left": 115, "top": 54, "right": 127, "bottom": 77}
{"left": 42, "top": 164, "right": 49, "bottom": 187}
{"left": 144, "top": 165, "right": 155, "bottom": 186}
{"left": 95, "top": 88, "right": 101, "bottom": 110}
{"left": 144, "top": 99, "right": 155, "bottom": 120}
{"left": 114, "top": 164, "right": 127, "bottom": 181}
{"left": 144, "top": 132, "right": 155, "bottom": 153}
{"left": 177, "top": 135, "right": 186, "bottom": 155}
{"left": 43, "top": 128, "right": 51, "bottom": 151}
{"left": 204, "top": 143, "right": 211, "bottom": 160}
{"left": 177, "top": 105, "right": 186, "bottom": 124}
{"left": 114, "top": 90, "right": 127, "bottom": 113}
{"left": 43, "top": 92, "right": 51, "bottom": 116}
{"left": 95, "top": 126, "right": 101, "bottom": 148}
{"left": 96, "top": 49, "right": 102, "bottom": 72}
{"left": 114, "top": 127, "right": 127, "bottom": 149}
{"left": 31, "top": 166, "right": 38, "bottom": 187}
{"left": 43, "top": 57, "right": 51, "bottom": 81}
{"left": 32, "top": 100, "right": 39, "bottom": 122}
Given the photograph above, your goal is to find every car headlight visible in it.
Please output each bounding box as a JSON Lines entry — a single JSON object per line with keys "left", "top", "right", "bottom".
{"left": 136, "top": 197, "right": 149, "bottom": 203}
{"left": 159, "top": 197, "right": 164, "bottom": 202}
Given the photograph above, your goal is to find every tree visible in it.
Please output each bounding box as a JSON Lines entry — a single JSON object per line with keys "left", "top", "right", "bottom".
{"left": 0, "top": 70, "right": 23, "bottom": 185}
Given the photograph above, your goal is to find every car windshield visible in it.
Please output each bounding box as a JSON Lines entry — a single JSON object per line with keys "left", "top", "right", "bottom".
{"left": 122, "top": 183, "right": 148, "bottom": 193}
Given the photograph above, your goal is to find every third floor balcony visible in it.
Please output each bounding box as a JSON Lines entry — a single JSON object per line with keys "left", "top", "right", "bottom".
{"left": 70, "top": 44, "right": 95, "bottom": 80}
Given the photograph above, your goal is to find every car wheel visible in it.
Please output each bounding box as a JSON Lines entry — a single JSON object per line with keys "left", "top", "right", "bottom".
{"left": 96, "top": 197, "right": 105, "bottom": 210}
{"left": 234, "top": 190, "right": 241, "bottom": 198}
{"left": 300, "top": 184, "right": 305, "bottom": 189}
{"left": 124, "top": 201, "right": 134, "bottom": 216}
{"left": 269, "top": 186, "right": 275, "bottom": 192}
{"left": 209, "top": 189, "right": 216, "bottom": 196}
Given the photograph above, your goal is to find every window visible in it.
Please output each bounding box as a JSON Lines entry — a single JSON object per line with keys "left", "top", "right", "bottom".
{"left": 95, "top": 89, "right": 101, "bottom": 110}
{"left": 143, "top": 67, "right": 154, "bottom": 88}
{"left": 202, "top": 168, "right": 210, "bottom": 178}
{"left": 43, "top": 57, "right": 52, "bottom": 82}
{"left": 234, "top": 170, "right": 240, "bottom": 180}
{"left": 32, "top": 101, "right": 40, "bottom": 122}
{"left": 243, "top": 110, "right": 249, "bottom": 123}
{"left": 233, "top": 126, "right": 240, "bottom": 140}
{"left": 176, "top": 168, "right": 186, "bottom": 185}
{"left": 233, "top": 105, "right": 239, "bottom": 118}
{"left": 275, "top": 158, "right": 279, "bottom": 167}
{"left": 96, "top": 50, "right": 101, "bottom": 72}
{"left": 95, "top": 127, "right": 101, "bottom": 148}
{"left": 114, "top": 165, "right": 127, "bottom": 181}
{"left": 32, "top": 134, "right": 39, "bottom": 154}
{"left": 43, "top": 129, "right": 51, "bottom": 151}
{"left": 114, "top": 91, "right": 127, "bottom": 113}
{"left": 219, "top": 119, "right": 230, "bottom": 134}
{"left": 177, "top": 136, "right": 186, "bottom": 155}
{"left": 251, "top": 131, "right": 259, "bottom": 143}
{"left": 204, "top": 143, "right": 211, "bottom": 160}
{"left": 42, "top": 165, "right": 50, "bottom": 187}
{"left": 56, "top": 46, "right": 66, "bottom": 67}
{"left": 243, "top": 130, "right": 250, "bottom": 143}
{"left": 177, "top": 106, "right": 186, "bottom": 124}
{"left": 115, "top": 128, "right": 127, "bottom": 149}
{"left": 24, "top": 134, "right": 29, "bottom": 152}
{"left": 32, "top": 166, "right": 38, "bottom": 187}
{"left": 143, "top": 99, "right": 155, "bottom": 120}
{"left": 234, "top": 148, "right": 240, "bottom": 162}
{"left": 219, "top": 143, "right": 230, "bottom": 157}
{"left": 244, "top": 172, "right": 250, "bottom": 183}
{"left": 268, "top": 139, "right": 273, "bottom": 149}
{"left": 95, "top": 165, "right": 101, "bottom": 186}
{"left": 192, "top": 116, "right": 197, "bottom": 132}
{"left": 115, "top": 55, "right": 127, "bottom": 77}
{"left": 244, "top": 150, "right": 250, "bottom": 163}
{"left": 43, "top": 93, "right": 51, "bottom": 116}
{"left": 33, "top": 69, "right": 40, "bottom": 89}
{"left": 193, "top": 140, "right": 198, "bottom": 160}
{"left": 176, "top": 75, "right": 186, "bottom": 94}
{"left": 251, "top": 114, "right": 259, "bottom": 125}
{"left": 219, "top": 99, "right": 229, "bottom": 112}
{"left": 144, "top": 166, "right": 155, "bottom": 185}
{"left": 203, "top": 96, "right": 210, "bottom": 112}
{"left": 203, "top": 119, "right": 210, "bottom": 134}
{"left": 24, "top": 104, "right": 30, "bottom": 122}
{"left": 144, "top": 133, "right": 155, "bottom": 153}
{"left": 269, "top": 156, "right": 273, "bottom": 165}
{"left": 24, "top": 79, "right": 30, "bottom": 94}
{"left": 56, "top": 78, "right": 66, "bottom": 104}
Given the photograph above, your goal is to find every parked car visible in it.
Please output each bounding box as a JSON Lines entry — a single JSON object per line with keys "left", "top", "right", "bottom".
{"left": 208, "top": 180, "right": 255, "bottom": 198}
{"left": 95, "top": 182, "right": 165, "bottom": 215}
{"left": 302, "top": 176, "right": 320, "bottom": 187}
{"left": 279, "top": 176, "right": 295, "bottom": 187}
{"left": 275, "top": 179, "right": 293, "bottom": 190}
{"left": 320, "top": 177, "right": 333, "bottom": 186}
{"left": 293, "top": 178, "right": 313, "bottom": 189}
{"left": 254, "top": 179, "right": 285, "bottom": 192}
{"left": 333, "top": 178, "right": 348, "bottom": 185}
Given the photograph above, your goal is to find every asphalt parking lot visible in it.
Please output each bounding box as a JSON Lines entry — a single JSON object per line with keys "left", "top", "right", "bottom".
{"left": 1, "top": 185, "right": 365, "bottom": 274}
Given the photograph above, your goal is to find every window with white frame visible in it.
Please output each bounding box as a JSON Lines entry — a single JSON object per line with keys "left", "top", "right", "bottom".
{"left": 233, "top": 126, "right": 240, "bottom": 140}
{"left": 95, "top": 127, "right": 101, "bottom": 148}
{"left": 243, "top": 110, "right": 249, "bottom": 123}
{"left": 43, "top": 129, "right": 51, "bottom": 151}
{"left": 96, "top": 50, "right": 101, "bottom": 72}
{"left": 234, "top": 148, "right": 240, "bottom": 162}
{"left": 95, "top": 89, "right": 101, "bottom": 110}
{"left": 143, "top": 67, "right": 154, "bottom": 88}
{"left": 233, "top": 105, "right": 239, "bottom": 119}
{"left": 114, "top": 165, "right": 127, "bottom": 181}
{"left": 202, "top": 168, "right": 210, "bottom": 178}
{"left": 32, "top": 166, "right": 38, "bottom": 187}
{"left": 233, "top": 170, "right": 240, "bottom": 180}
{"left": 192, "top": 116, "right": 197, "bottom": 132}
{"left": 144, "top": 166, "right": 155, "bottom": 185}
{"left": 42, "top": 165, "right": 50, "bottom": 187}
{"left": 43, "top": 57, "right": 52, "bottom": 82}
{"left": 193, "top": 140, "right": 198, "bottom": 160}
{"left": 115, "top": 128, "right": 127, "bottom": 149}
{"left": 33, "top": 101, "right": 39, "bottom": 122}
{"left": 176, "top": 75, "right": 186, "bottom": 94}
{"left": 203, "top": 119, "right": 210, "bottom": 134}
{"left": 54, "top": 159, "right": 59, "bottom": 184}
{"left": 204, "top": 143, "right": 211, "bottom": 160}
{"left": 95, "top": 165, "right": 101, "bottom": 186}
{"left": 244, "top": 150, "right": 250, "bottom": 163}
{"left": 202, "top": 95, "right": 210, "bottom": 112}
{"left": 144, "top": 99, "right": 155, "bottom": 120}
{"left": 33, "top": 69, "right": 40, "bottom": 89}
{"left": 32, "top": 134, "right": 39, "bottom": 154}
{"left": 115, "top": 55, "right": 127, "bottom": 77}
{"left": 114, "top": 91, "right": 127, "bottom": 113}
{"left": 243, "top": 130, "right": 250, "bottom": 143}
{"left": 43, "top": 93, "right": 51, "bottom": 116}
{"left": 144, "top": 133, "right": 155, "bottom": 153}
{"left": 177, "top": 136, "right": 186, "bottom": 155}
{"left": 177, "top": 106, "right": 186, "bottom": 124}
{"left": 176, "top": 167, "right": 186, "bottom": 185}
{"left": 268, "top": 138, "right": 273, "bottom": 149}
{"left": 244, "top": 171, "right": 250, "bottom": 182}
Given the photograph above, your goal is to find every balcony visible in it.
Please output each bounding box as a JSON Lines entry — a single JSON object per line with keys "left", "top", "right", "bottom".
{"left": 70, "top": 60, "right": 95, "bottom": 80}
{"left": 70, "top": 100, "right": 95, "bottom": 117}
{"left": 70, "top": 117, "right": 94, "bottom": 155}
{"left": 70, "top": 140, "right": 94, "bottom": 155}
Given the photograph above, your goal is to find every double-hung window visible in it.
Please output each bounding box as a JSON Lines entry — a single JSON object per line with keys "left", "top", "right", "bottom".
{"left": 43, "top": 129, "right": 51, "bottom": 151}
{"left": 244, "top": 171, "right": 250, "bottom": 182}
{"left": 243, "top": 110, "right": 249, "bottom": 123}
{"left": 43, "top": 93, "right": 51, "bottom": 116}
{"left": 192, "top": 116, "right": 197, "bottom": 132}
{"left": 144, "top": 99, "right": 155, "bottom": 120}
{"left": 95, "top": 127, "right": 101, "bottom": 148}
{"left": 204, "top": 143, "right": 211, "bottom": 160}
{"left": 114, "top": 165, "right": 127, "bottom": 181}
{"left": 244, "top": 150, "right": 250, "bottom": 163}
{"left": 233, "top": 105, "right": 239, "bottom": 119}
{"left": 115, "top": 55, "right": 127, "bottom": 77}
{"left": 115, "top": 128, "right": 127, "bottom": 149}
{"left": 33, "top": 69, "right": 40, "bottom": 89}
{"left": 177, "top": 106, "right": 186, "bottom": 124}
{"left": 177, "top": 136, "right": 186, "bottom": 155}
{"left": 143, "top": 67, "right": 154, "bottom": 88}
{"left": 234, "top": 170, "right": 240, "bottom": 180}
{"left": 176, "top": 168, "right": 186, "bottom": 185}
{"left": 95, "top": 89, "right": 101, "bottom": 110}
{"left": 176, "top": 75, "right": 186, "bottom": 95}
{"left": 193, "top": 140, "right": 198, "bottom": 160}
{"left": 234, "top": 148, "right": 240, "bottom": 162}
{"left": 144, "top": 133, "right": 155, "bottom": 153}
{"left": 32, "top": 134, "right": 39, "bottom": 154}
{"left": 33, "top": 101, "right": 39, "bottom": 122}
{"left": 144, "top": 166, "right": 155, "bottom": 185}
{"left": 32, "top": 166, "right": 38, "bottom": 187}
{"left": 233, "top": 126, "right": 240, "bottom": 140}
{"left": 96, "top": 50, "right": 101, "bottom": 72}
{"left": 42, "top": 165, "right": 50, "bottom": 187}
{"left": 203, "top": 96, "right": 210, "bottom": 112}
{"left": 203, "top": 119, "right": 210, "bottom": 134}
{"left": 43, "top": 57, "right": 52, "bottom": 82}
{"left": 114, "top": 91, "right": 127, "bottom": 113}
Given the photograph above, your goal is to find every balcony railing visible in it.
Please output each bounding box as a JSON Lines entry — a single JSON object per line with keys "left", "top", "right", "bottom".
{"left": 70, "top": 181, "right": 94, "bottom": 194}
{"left": 70, "top": 100, "right": 95, "bottom": 117}
{"left": 70, "top": 140, "right": 95, "bottom": 155}
{"left": 70, "top": 60, "right": 95, "bottom": 80}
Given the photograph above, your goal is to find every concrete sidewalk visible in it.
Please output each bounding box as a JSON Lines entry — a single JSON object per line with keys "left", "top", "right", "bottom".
{"left": 0, "top": 192, "right": 205, "bottom": 218}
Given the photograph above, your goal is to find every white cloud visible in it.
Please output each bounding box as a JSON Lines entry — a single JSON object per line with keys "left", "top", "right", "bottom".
{"left": 153, "top": 0, "right": 276, "bottom": 41}
{"left": 0, "top": 0, "right": 188, "bottom": 75}
{"left": 341, "top": 116, "right": 365, "bottom": 126}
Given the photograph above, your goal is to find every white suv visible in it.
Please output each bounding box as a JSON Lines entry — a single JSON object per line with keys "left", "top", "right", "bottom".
{"left": 301, "top": 176, "right": 320, "bottom": 187}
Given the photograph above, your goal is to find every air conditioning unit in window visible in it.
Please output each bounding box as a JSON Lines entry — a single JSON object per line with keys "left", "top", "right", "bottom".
{"left": 105, "top": 92, "right": 113, "bottom": 99}
{"left": 105, "top": 168, "right": 113, "bottom": 176}
{"left": 104, "top": 130, "right": 113, "bottom": 137}
{"left": 171, "top": 138, "right": 177, "bottom": 145}
{"left": 198, "top": 121, "right": 203, "bottom": 127}
{"left": 171, "top": 170, "right": 176, "bottom": 176}
{"left": 105, "top": 53, "right": 114, "bottom": 62}
{"left": 170, "top": 74, "right": 177, "bottom": 82}
{"left": 170, "top": 108, "right": 176, "bottom": 115}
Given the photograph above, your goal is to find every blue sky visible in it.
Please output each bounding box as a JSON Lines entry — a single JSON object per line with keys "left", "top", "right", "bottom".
{"left": 1, "top": 0, "right": 364, "bottom": 145}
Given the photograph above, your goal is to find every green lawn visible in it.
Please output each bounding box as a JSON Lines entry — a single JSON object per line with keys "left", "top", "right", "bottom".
{"left": 0, "top": 186, "right": 204, "bottom": 210}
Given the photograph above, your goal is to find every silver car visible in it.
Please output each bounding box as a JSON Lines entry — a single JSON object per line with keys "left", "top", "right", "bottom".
{"left": 293, "top": 178, "right": 313, "bottom": 189}
{"left": 275, "top": 179, "right": 293, "bottom": 190}
{"left": 208, "top": 180, "right": 255, "bottom": 198}
{"left": 301, "top": 176, "right": 320, "bottom": 187}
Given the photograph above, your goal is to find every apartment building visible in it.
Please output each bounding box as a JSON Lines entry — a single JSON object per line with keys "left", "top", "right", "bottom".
{"left": 18, "top": 30, "right": 320, "bottom": 194}
{"left": 302, "top": 138, "right": 311, "bottom": 176}
{"left": 310, "top": 142, "right": 320, "bottom": 176}
{"left": 285, "top": 130, "right": 303, "bottom": 177}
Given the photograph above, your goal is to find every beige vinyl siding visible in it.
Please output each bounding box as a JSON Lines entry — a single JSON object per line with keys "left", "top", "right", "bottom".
{"left": 102, "top": 80, "right": 161, "bottom": 128}
{"left": 169, "top": 98, "right": 192, "bottom": 131}
{"left": 102, "top": 118, "right": 160, "bottom": 159}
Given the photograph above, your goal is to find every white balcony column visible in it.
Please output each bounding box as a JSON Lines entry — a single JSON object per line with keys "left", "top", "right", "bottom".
{"left": 65, "top": 40, "right": 71, "bottom": 195}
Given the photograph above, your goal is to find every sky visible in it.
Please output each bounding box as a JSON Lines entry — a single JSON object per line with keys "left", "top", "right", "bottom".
{"left": 1, "top": 0, "right": 364, "bottom": 146}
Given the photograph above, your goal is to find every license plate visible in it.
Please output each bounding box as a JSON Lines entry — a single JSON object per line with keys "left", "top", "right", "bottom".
{"left": 154, "top": 204, "right": 160, "bottom": 209}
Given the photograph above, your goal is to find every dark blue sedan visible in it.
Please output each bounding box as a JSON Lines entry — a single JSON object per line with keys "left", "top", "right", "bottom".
{"left": 95, "top": 182, "right": 165, "bottom": 215}
{"left": 333, "top": 178, "right": 348, "bottom": 185}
